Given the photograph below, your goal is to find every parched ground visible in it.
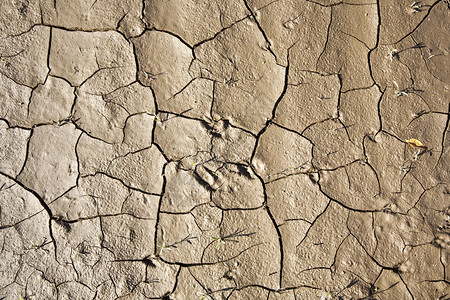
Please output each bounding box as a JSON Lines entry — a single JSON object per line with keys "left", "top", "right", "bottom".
{"left": 0, "top": 0, "right": 449, "bottom": 299}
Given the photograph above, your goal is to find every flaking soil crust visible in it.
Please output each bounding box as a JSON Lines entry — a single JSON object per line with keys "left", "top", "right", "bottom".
{"left": 0, "top": 0, "right": 449, "bottom": 299}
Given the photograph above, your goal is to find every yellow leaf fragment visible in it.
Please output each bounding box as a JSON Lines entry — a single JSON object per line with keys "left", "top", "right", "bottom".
{"left": 405, "top": 138, "right": 427, "bottom": 150}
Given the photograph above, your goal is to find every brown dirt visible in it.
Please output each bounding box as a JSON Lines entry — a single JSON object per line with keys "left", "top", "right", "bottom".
{"left": 0, "top": 0, "right": 449, "bottom": 299}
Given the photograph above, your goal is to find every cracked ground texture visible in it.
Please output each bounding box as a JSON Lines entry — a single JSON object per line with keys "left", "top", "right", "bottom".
{"left": 0, "top": 0, "right": 449, "bottom": 299}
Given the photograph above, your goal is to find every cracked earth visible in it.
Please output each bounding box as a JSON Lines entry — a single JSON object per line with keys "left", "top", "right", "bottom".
{"left": 0, "top": 0, "right": 449, "bottom": 299}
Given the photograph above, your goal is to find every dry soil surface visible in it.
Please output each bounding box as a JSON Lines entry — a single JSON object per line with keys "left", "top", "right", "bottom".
{"left": 0, "top": 0, "right": 449, "bottom": 299}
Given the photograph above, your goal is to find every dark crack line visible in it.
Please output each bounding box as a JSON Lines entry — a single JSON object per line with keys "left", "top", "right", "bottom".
{"left": 344, "top": 166, "right": 352, "bottom": 191}
{"left": 46, "top": 185, "right": 78, "bottom": 208}
{"left": 361, "top": 146, "right": 382, "bottom": 197}
{"left": 375, "top": 87, "right": 386, "bottom": 133}
{"left": 15, "top": 127, "right": 33, "bottom": 179}
{"left": 263, "top": 204, "right": 284, "bottom": 289}
{"left": 296, "top": 199, "right": 331, "bottom": 248}
{"left": 249, "top": 61, "right": 290, "bottom": 163}
{"left": 394, "top": 56, "right": 431, "bottom": 109}
{"left": 193, "top": 14, "right": 252, "bottom": 49}
{"left": 404, "top": 179, "right": 428, "bottom": 212}
{"left": 433, "top": 102, "right": 450, "bottom": 171}
{"left": 280, "top": 218, "right": 313, "bottom": 226}
{"left": 82, "top": 79, "right": 138, "bottom": 98}
{"left": 439, "top": 248, "right": 448, "bottom": 284}
{"left": 0, "top": 207, "right": 44, "bottom": 231}
{"left": 162, "top": 242, "right": 263, "bottom": 268}
{"left": 411, "top": 34, "right": 449, "bottom": 84}
{"left": 38, "top": 0, "right": 45, "bottom": 25}
{"left": 253, "top": 0, "right": 283, "bottom": 11}
{"left": 199, "top": 209, "right": 223, "bottom": 263}
{"left": 6, "top": 23, "right": 43, "bottom": 38}
{"left": 208, "top": 203, "right": 265, "bottom": 212}
{"left": 336, "top": 118, "right": 354, "bottom": 144}
{"left": 153, "top": 161, "right": 168, "bottom": 257}
{"left": 145, "top": 28, "right": 193, "bottom": 50}
{"left": 264, "top": 47, "right": 291, "bottom": 124}
{"left": 72, "top": 132, "right": 83, "bottom": 185}
{"left": 2, "top": 1, "right": 446, "bottom": 297}
{"left": 341, "top": 83, "right": 377, "bottom": 94}
{"left": 407, "top": 181, "right": 444, "bottom": 215}
{"left": 114, "top": 9, "right": 128, "bottom": 38}
{"left": 315, "top": 6, "right": 333, "bottom": 72}
{"left": 398, "top": 273, "right": 415, "bottom": 299}
{"left": 300, "top": 117, "right": 334, "bottom": 136}
{"left": 366, "top": 0, "right": 383, "bottom": 109}
{"left": 345, "top": 213, "right": 378, "bottom": 258}
{"left": 374, "top": 0, "right": 381, "bottom": 49}
{"left": 165, "top": 78, "right": 197, "bottom": 102}
{"left": 25, "top": 116, "right": 81, "bottom": 130}
{"left": 77, "top": 65, "right": 126, "bottom": 88}
{"left": 0, "top": 171, "right": 58, "bottom": 263}
{"left": 164, "top": 266, "right": 182, "bottom": 298}
{"left": 296, "top": 266, "right": 331, "bottom": 276}
{"left": 188, "top": 268, "right": 235, "bottom": 300}
{"left": 329, "top": 232, "right": 352, "bottom": 275}
{"left": 335, "top": 73, "right": 343, "bottom": 119}
{"left": 131, "top": 35, "right": 143, "bottom": 89}
{"left": 271, "top": 122, "right": 312, "bottom": 144}
{"left": 380, "top": 129, "right": 406, "bottom": 144}
{"left": 53, "top": 211, "right": 156, "bottom": 225}
{"left": 120, "top": 111, "right": 156, "bottom": 145}
{"left": 340, "top": 30, "right": 370, "bottom": 50}
{"left": 263, "top": 167, "right": 316, "bottom": 185}
{"left": 371, "top": 212, "right": 379, "bottom": 257}
{"left": 317, "top": 165, "right": 388, "bottom": 213}
{"left": 160, "top": 202, "right": 214, "bottom": 215}
{"left": 98, "top": 217, "right": 117, "bottom": 260}
{"left": 107, "top": 273, "right": 119, "bottom": 298}
{"left": 40, "top": 23, "right": 122, "bottom": 34}
{"left": 43, "top": 74, "right": 75, "bottom": 89}
{"left": 394, "top": 0, "right": 442, "bottom": 45}
{"left": 0, "top": 118, "right": 13, "bottom": 129}
{"left": 0, "top": 181, "right": 15, "bottom": 193}
{"left": 189, "top": 203, "right": 217, "bottom": 232}
{"left": 70, "top": 98, "right": 124, "bottom": 144}
{"left": 209, "top": 80, "right": 217, "bottom": 121}
{"left": 47, "top": 26, "right": 53, "bottom": 76}
{"left": 157, "top": 109, "right": 204, "bottom": 124}
{"left": 403, "top": 171, "right": 424, "bottom": 204}
{"left": 347, "top": 217, "right": 416, "bottom": 281}
{"left": 87, "top": 171, "right": 162, "bottom": 197}
{"left": 242, "top": 0, "right": 278, "bottom": 62}
{"left": 103, "top": 145, "right": 152, "bottom": 171}
{"left": 0, "top": 49, "right": 25, "bottom": 61}
{"left": 0, "top": 69, "right": 34, "bottom": 89}
{"left": 406, "top": 110, "right": 449, "bottom": 129}
{"left": 365, "top": 275, "right": 401, "bottom": 299}
{"left": 26, "top": 76, "right": 47, "bottom": 119}
{"left": 306, "top": 0, "right": 377, "bottom": 7}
